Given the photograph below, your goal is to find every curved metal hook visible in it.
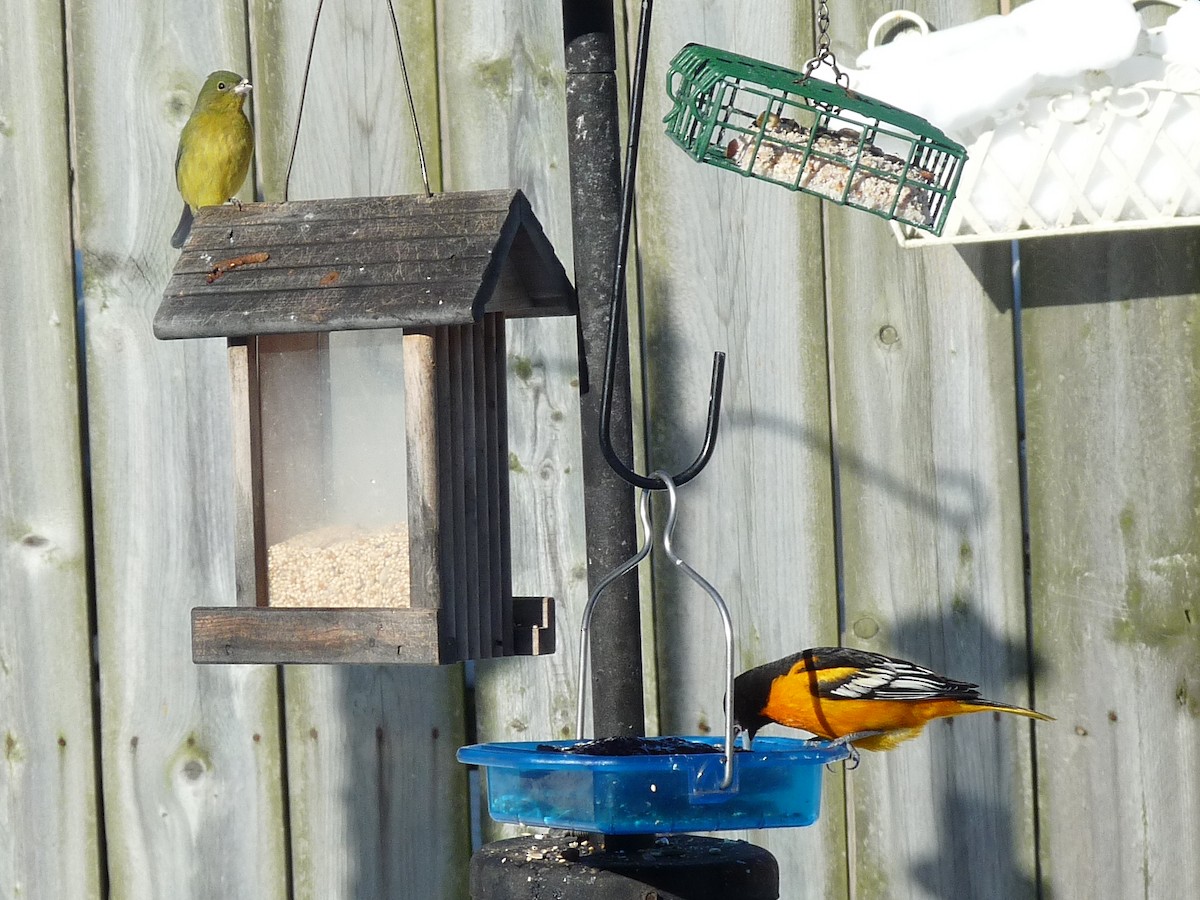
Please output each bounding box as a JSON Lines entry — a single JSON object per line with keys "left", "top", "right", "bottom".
{"left": 598, "top": 0, "right": 726, "bottom": 491}
{"left": 575, "top": 471, "right": 737, "bottom": 790}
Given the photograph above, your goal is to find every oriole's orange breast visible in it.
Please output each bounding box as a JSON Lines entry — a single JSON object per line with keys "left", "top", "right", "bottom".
{"left": 762, "top": 675, "right": 968, "bottom": 740}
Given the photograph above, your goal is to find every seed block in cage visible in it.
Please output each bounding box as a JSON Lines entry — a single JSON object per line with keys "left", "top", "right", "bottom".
{"left": 664, "top": 43, "right": 967, "bottom": 236}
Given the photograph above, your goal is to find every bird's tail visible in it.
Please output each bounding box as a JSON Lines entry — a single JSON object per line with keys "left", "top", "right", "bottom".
{"left": 170, "top": 204, "right": 193, "bottom": 249}
{"left": 968, "top": 699, "right": 1055, "bottom": 722}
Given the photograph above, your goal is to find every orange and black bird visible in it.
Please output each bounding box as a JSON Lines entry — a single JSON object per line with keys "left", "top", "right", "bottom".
{"left": 732, "top": 647, "right": 1053, "bottom": 751}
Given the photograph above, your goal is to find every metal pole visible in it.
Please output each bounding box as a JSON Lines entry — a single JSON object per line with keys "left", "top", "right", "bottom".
{"left": 563, "top": 1, "right": 645, "bottom": 742}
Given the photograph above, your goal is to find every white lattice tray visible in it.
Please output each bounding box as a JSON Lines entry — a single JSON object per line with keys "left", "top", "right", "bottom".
{"left": 869, "top": 2, "right": 1200, "bottom": 246}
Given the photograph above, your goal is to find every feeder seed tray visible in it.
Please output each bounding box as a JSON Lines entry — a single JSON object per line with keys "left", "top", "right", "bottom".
{"left": 664, "top": 43, "right": 967, "bottom": 236}
{"left": 458, "top": 736, "right": 849, "bottom": 834}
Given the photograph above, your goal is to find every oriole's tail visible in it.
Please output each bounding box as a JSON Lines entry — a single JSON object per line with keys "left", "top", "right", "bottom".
{"left": 967, "top": 699, "right": 1055, "bottom": 721}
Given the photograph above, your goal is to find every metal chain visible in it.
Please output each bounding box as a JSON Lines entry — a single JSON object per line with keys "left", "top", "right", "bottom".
{"left": 815, "top": 0, "right": 831, "bottom": 55}
{"left": 802, "top": 0, "right": 848, "bottom": 87}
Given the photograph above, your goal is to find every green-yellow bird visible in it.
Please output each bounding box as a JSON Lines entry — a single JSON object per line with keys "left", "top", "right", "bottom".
{"left": 170, "top": 70, "right": 254, "bottom": 249}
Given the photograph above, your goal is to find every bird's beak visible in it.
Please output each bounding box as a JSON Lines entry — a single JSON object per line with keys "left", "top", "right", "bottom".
{"left": 234, "top": 79, "right": 252, "bottom": 95}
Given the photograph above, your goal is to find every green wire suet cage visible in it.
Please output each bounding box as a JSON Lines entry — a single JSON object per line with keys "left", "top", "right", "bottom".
{"left": 664, "top": 43, "right": 967, "bottom": 236}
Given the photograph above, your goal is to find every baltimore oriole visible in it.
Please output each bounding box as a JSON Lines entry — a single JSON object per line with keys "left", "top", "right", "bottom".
{"left": 732, "top": 647, "right": 1053, "bottom": 751}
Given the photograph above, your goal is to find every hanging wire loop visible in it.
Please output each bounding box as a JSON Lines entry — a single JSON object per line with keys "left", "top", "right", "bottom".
{"left": 385, "top": 0, "right": 432, "bottom": 197}
{"left": 600, "top": 0, "right": 727, "bottom": 492}
{"left": 285, "top": 0, "right": 432, "bottom": 199}
{"left": 576, "top": 471, "right": 738, "bottom": 789}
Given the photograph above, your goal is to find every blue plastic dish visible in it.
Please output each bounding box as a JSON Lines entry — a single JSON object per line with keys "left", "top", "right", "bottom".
{"left": 457, "top": 735, "right": 848, "bottom": 834}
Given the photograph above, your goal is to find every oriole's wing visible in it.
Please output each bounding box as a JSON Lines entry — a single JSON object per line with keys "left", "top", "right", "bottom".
{"left": 800, "top": 647, "right": 985, "bottom": 703}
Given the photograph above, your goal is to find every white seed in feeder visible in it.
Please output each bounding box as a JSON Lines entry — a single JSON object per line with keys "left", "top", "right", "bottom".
{"left": 726, "top": 114, "right": 936, "bottom": 226}
{"left": 267, "top": 524, "right": 412, "bottom": 608}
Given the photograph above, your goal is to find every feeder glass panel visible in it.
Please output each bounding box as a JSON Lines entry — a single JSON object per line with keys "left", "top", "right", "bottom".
{"left": 257, "top": 330, "right": 409, "bottom": 609}
{"left": 664, "top": 43, "right": 967, "bottom": 236}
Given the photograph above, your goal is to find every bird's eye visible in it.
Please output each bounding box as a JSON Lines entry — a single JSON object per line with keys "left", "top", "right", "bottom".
{"left": 217, "top": 82, "right": 227, "bottom": 90}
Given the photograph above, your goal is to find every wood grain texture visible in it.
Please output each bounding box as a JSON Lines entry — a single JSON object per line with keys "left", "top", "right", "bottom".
{"left": 435, "top": 0, "right": 591, "bottom": 841}
{"left": 0, "top": 2, "right": 101, "bottom": 897}
{"left": 247, "top": 1, "right": 470, "bottom": 896}
{"left": 825, "top": 4, "right": 1038, "bottom": 897}
{"left": 227, "top": 341, "right": 269, "bottom": 606}
{"left": 66, "top": 0, "right": 289, "bottom": 896}
{"left": 281, "top": 664, "right": 470, "bottom": 899}
{"left": 630, "top": 3, "right": 849, "bottom": 896}
{"left": 1021, "top": 229, "right": 1200, "bottom": 900}
{"left": 192, "top": 607, "right": 443, "bottom": 664}
{"left": 403, "top": 331, "right": 444, "bottom": 614}
{"left": 155, "top": 191, "right": 577, "bottom": 339}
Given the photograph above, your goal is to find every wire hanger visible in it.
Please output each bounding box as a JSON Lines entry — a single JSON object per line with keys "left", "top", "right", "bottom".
{"left": 599, "top": 0, "right": 727, "bottom": 491}
{"left": 576, "top": 470, "right": 737, "bottom": 789}
{"left": 284, "top": 0, "right": 432, "bottom": 200}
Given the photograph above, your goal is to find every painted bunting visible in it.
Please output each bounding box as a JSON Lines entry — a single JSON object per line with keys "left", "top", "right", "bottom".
{"left": 733, "top": 647, "right": 1053, "bottom": 751}
{"left": 170, "top": 70, "right": 254, "bottom": 249}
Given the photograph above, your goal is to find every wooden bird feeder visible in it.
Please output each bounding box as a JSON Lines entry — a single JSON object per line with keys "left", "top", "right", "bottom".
{"left": 155, "top": 189, "right": 570, "bottom": 665}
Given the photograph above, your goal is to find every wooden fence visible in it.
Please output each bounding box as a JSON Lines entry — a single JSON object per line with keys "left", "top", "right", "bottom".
{"left": 2, "top": 1, "right": 1198, "bottom": 898}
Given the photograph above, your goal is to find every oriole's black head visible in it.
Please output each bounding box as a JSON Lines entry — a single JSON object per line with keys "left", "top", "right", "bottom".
{"left": 731, "top": 652, "right": 808, "bottom": 743}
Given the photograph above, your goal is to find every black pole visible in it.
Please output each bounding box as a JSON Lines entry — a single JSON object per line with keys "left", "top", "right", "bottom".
{"left": 563, "top": 1, "right": 645, "bottom": 744}
{"left": 471, "top": 835, "right": 779, "bottom": 900}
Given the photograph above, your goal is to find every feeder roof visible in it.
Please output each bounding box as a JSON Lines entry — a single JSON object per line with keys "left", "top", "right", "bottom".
{"left": 155, "top": 189, "right": 577, "bottom": 339}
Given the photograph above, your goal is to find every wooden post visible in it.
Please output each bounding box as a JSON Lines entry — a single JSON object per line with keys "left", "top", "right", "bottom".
{"left": 403, "top": 330, "right": 445, "bottom": 617}
{"left": 228, "top": 338, "right": 268, "bottom": 606}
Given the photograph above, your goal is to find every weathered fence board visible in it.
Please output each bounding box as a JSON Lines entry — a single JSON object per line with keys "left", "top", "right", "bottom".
{"left": 246, "top": 1, "right": 470, "bottom": 896}
{"left": 822, "top": 4, "right": 1041, "bottom": 898}
{"left": 826, "top": 226, "right": 1033, "bottom": 899}
{"left": 435, "top": 0, "right": 593, "bottom": 843}
{"left": 66, "top": 0, "right": 288, "bottom": 896}
{"left": 0, "top": 2, "right": 101, "bottom": 898}
{"left": 281, "top": 666, "right": 470, "bottom": 898}
{"left": 633, "top": 3, "right": 850, "bottom": 896}
{"left": 1022, "top": 229, "right": 1200, "bottom": 900}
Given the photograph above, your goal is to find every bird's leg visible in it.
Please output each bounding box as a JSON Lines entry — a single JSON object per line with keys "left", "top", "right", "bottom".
{"left": 829, "top": 745, "right": 861, "bottom": 771}
{"left": 825, "top": 729, "right": 887, "bottom": 770}
{"left": 829, "top": 729, "right": 885, "bottom": 747}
